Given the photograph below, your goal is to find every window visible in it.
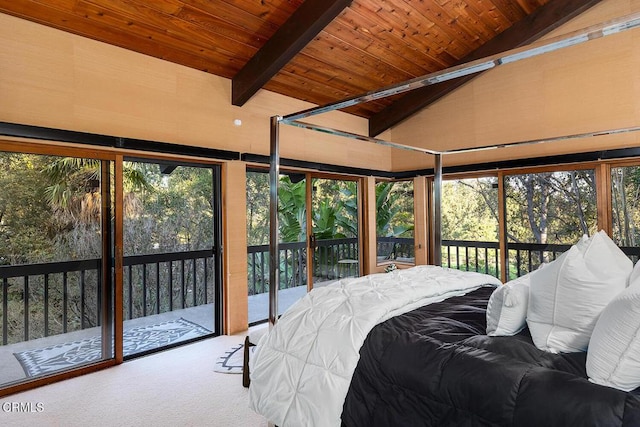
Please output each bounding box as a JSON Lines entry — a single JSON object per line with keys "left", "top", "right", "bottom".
{"left": 504, "top": 169, "right": 597, "bottom": 279}
{"left": 246, "top": 171, "right": 308, "bottom": 324}
{"left": 311, "top": 178, "right": 359, "bottom": 282}
{"left": 376, "top": 180, "right": 414, "bottom": 264}
{"left": 441, "top": 177, "right": 500, "bottom": 276}
{"left": 246, "top": 171, "right": 362, "bottom": 324}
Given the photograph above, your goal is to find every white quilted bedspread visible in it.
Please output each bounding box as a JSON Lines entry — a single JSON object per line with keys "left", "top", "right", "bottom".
{"left": 248, "top": 265, "right": 501, "bottom": 427}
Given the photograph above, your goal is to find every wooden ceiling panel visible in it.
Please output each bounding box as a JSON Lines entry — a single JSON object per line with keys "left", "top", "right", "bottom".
{"left": 330, "top": 15, "right": 434, "bottom": 77}
{"left": 338, "top": 6, "right": 454, "bottom": 72}
{"left": 489, "top": 0, "right": 530, "bottom": 21}
{"left": 305, "top": 33, "right": 414, "bottom": 87}
{"left": 174, "top": 5, "right": 266, "bottom": 48}
{"left": 349, "top": 1, "right": 469, "bottom": 63}
{"left": 264, "top": 76, "right": 386, "bottom": 118}
{"left": 202, "top": 0, "right": 304, "bottom": 29}
{"left": 515, "top": 0, "right": 546, "bottom": 14}
{"left": 1, "top": 0, "right": 599, "bottom": 129}
{"left": 275, "top": 53, "right": 392, "bottom": 100}
{"left": 452, "top": 1, "right": 511, "bottom": 35}
{"left": 74, "top": 1, "right": 250, "bottom": 74}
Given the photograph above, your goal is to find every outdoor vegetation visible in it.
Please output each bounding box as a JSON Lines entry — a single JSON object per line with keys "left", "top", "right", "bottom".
{"left": 442, "top": 171, "right": 598, "bottom": 278}
{"left": 612, "top": 166, "right": 640, "bottom": 252}
{"left": 246, "top": 173, "right": 418, "bottom": 294}
{"left": 442, "top": 177, "right": 500, "bottom": 276}
{"left": 246, "top": 173, "right": 362, "bottom": 294}
{"left": 376, "top": 180, "right": 414, "bottom": 261}
{"left": 0, "top": 153, "right": 214, "bottom": 344}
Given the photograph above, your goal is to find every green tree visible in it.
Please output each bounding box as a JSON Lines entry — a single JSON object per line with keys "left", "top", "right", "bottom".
{"left": 246, "top": 171, "right": 270, "bottom": 245}
{"left": 277, "top": 176, "right": 307, "bottom": 243}
{"left": 0, "top": 153, "right": 60, "bottom": 264}
{"left": 612, "top": 166, "right": 640, "bottom": 247}
{"left": 505, "top": 171, "right": 596, "bottom": 245}
{"left": 376, "top": 181, "right": 414, "bottom": 238}
{"left": 442, "top": 178, "right": 498, "bottom": 242}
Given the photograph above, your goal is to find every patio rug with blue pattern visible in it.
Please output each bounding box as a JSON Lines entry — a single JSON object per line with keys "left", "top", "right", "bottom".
{"left": 14, "top": 317, "right": 211, "bottom": 377}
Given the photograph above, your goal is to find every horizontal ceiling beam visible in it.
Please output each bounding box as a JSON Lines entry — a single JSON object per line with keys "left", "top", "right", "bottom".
{"left": 368, "top": 0, "right": 603, "bottom": 137}
{"left": 231, "top": 0, "right": 353, "bottom": 106}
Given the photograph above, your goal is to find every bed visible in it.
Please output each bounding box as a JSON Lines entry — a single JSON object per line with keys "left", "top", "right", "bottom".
{"left": 249, "top": 263, "right": 640, "bottom": 427}
{"left": 248, "top": 265, "right": 502, "bottom": 426}
{"left": 250, "top": 229, "right": 640, "bottom": 426}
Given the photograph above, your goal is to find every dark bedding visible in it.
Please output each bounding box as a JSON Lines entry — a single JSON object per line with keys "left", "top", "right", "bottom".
{"left": 341, "top": 286, "right": 640, "bottom": 427}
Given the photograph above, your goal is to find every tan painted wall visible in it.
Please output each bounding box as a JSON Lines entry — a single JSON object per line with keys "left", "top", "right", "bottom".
{"left": 391, "top": 0, "right": 640, "bottom": 171}
{"left": 0, "top": 12, "right": 392, "bottom": 171}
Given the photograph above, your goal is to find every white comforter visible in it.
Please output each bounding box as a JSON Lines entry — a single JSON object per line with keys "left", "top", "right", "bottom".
{"left": 248, "top": 265, "right": 501, "bottom": 427}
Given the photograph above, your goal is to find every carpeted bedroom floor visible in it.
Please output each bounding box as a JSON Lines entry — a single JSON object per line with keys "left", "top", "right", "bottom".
{"left": 0, "top": 329, "right": 268, "bottom": 427}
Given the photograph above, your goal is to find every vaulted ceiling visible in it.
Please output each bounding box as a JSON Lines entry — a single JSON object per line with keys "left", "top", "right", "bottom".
{"left": 0, "top": 0, "right": 602, "bottom": 136}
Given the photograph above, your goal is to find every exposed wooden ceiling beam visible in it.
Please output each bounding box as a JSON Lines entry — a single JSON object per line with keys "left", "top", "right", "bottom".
{"left": 232, "top": 0, "right": 353, "bottom": 106}
{"left": 368, "top": 0, "right": 603, "bottom": 137}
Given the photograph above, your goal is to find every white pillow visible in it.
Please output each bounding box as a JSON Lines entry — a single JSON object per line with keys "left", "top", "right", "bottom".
{"left": 587, "top": 278, "right": 640, "bottom": 391}
{"left": 527, "top": 230, "right": 631, "bottom": 353}
{"left": 486, "top": 274, "right": 530, "bottom": 336}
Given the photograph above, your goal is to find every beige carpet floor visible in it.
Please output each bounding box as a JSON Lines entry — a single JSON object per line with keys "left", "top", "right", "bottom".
{"left": 0, "top": 331, "right": 268, "bottom": 427}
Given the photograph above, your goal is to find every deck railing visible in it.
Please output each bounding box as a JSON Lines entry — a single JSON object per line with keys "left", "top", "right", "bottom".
{"left": 3, "top": 238, "right": 623, "bottom": 341}
{"left": 247, "top": 237, "right": 360, "bottom": 295}
{"left": 314, "top": 237, "right": 359, "bottom": 281}
{"left": 0, "top": 249, "right": 214, "bottom": 345}
{"left": 442, "top": 240, "right": 501, "bottom": 277}
{"left": 442, "top": 239, "right": 640, "bottom": 280}
{"left": 246, "top": 238, "right": 603, "bottom": 295}
{"left": 123, "top": 249, "right": 214, "bottom": 320}
{"left": 247, "top": 241, "right": 307, "bottom": 295}
{"left": 0, "top": 259, "right": 102, "bottom": 345}
{"left": 505, "top": 242, "right": 570, "bottom": 279}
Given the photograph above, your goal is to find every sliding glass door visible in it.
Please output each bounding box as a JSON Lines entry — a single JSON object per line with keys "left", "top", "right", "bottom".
{"left": 122, "top": 159, "right": 220, "bottom": 358}
{"left": 0, "top": 150, "right": 113, "bottom": 386}
{"left": 0, "top": 147, "right": 224, "bottom": 392}
{"left": 246, "top": 171, "right": 308, "bottom": 324}
{"left": 246, "top": 171, "right": 361, "bottom": 323}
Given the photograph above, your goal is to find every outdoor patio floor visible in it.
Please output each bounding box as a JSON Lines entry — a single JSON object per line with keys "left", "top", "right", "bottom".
{"left": 0, "top": 283, "right": 330, "bottom": 387}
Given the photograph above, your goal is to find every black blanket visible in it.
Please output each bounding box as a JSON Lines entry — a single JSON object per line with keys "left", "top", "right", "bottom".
{"left": 342, "top": 286, "right": 640, "bottom": 427}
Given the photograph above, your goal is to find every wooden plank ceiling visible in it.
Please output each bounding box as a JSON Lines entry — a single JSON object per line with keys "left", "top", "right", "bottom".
{"left": 0, "top": 0, "right": 602, "bottom": 136}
